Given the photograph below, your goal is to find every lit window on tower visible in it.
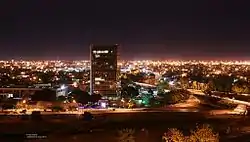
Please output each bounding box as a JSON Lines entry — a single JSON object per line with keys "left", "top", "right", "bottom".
{"left": 93, "top": 50, "right": 109, "bottom": 54}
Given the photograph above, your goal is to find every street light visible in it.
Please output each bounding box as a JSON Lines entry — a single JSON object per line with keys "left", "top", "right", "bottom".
{"left": 101, "top": 102, "right": 107, "bottom": 108}
{"left": 121, "top": 98, "right": 125, "bottom": 103}
{"left": 121, "top": 98, "right": 125, "bottom": 108}
{"left": 60, "top": 84, "right": 66, "bottom": 90}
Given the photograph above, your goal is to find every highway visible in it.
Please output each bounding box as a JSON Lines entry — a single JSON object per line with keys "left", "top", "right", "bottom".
{"left": 187, "top": 89, "right": 250, "bottom": 106}
{"left": 0, "top": 104, "right": 243, "bottom": 117}
{"left": 134, "top": 81, "right": 250, "bottom": 106}
{"left": 0, "top": 107, "right": 202, "bottom": 115}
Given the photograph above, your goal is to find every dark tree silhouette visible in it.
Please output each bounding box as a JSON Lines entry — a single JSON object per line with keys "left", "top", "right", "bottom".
{"left": 163, "top": 89, "right": 190, "bottom": 104}
{"left": 121, "top": 86, "right": 139, "bottom": 98}
{"left": 90, "top": 94, "right": 102, "bottom": 103}
{"left": 57, "top": 96, "right": 67, "bottom": 102}
{"left": 31, "top": 89, "right": 56, "bottom": 102}
{"left": 148, "top": 89, "right": 154, "bottom": 95}
{"left": 213, "top": 75, "right": 234, "bottom": 92}
{"left": 69, "top": 89, "right": 90, "bottom": 104}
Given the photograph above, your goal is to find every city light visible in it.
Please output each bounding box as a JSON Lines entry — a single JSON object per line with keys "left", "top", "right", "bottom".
{"left": 60, "top": 85, "right": 66, "bottom": 90}
{"left": 100, "top": 102, "right": 107, "bottom": 108}
{"left": 1, "top": 2, "right": 249, "bottom": 141}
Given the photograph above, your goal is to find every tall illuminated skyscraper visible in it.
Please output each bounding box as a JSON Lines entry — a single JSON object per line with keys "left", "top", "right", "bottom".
{"left": 90, "top": 44, "right": 118, "bottom": 96}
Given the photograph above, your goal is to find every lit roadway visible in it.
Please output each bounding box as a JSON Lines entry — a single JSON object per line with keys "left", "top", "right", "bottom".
{"left": 0, "top": 108, "right": 201, "bottom": 115}
{"left": 187, "top": 89, "right": 250, "bottom": 106}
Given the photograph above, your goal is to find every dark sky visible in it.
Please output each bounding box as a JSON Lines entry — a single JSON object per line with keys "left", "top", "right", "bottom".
{"left": 1, "top": 1, "right": 250, "bottom": 60}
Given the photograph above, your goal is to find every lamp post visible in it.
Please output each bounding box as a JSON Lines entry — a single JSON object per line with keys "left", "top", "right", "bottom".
{"left": 121, "top": 98, "right": 125, "bottom": 108}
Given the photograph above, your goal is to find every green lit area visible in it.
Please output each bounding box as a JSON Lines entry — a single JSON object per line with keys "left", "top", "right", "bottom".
{"left": 132, "top": 92, "right": 156, "bottom": 107}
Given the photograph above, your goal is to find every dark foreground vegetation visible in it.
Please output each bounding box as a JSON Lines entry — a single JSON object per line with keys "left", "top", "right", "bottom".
{"left": 0, "top": 112, "right": 249, "bottom": 142}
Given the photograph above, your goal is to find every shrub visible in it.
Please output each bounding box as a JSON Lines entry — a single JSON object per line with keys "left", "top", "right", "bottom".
{"left": 162, "top": 128, "right": 186, "bottom": 142}
{"left": 16, "top": 101, "right": 27, "bottom": 109}
{"left": 189, "top": 124, "right": 219, "bottom": 142}
{"left": 36, "top": 101, "right": 46, "bottom": 109}
{"left": 163, "top": 124, "right": 219, "bottom": 142}
{"left": 117, "top": 128, "right": 135, "bottom": 142}
{"left": 164, "top": 89, "right": 190, "bottom": 104}
{"left": 51, "top": 106, "right": 64, "bottom": 112}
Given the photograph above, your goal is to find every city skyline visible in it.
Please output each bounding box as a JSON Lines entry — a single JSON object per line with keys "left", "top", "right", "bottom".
{"left": 1, "top": 1, "right": 250, "bottom": 60}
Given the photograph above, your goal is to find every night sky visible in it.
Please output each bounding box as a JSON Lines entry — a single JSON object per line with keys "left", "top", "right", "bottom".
{"left": 1, "top": 1, "right": 250, "bottom": 60}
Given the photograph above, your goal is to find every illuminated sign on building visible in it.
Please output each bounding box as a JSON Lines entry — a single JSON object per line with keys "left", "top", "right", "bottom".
{"left": 93, "top": 50, "right": 109, "bottom": 54}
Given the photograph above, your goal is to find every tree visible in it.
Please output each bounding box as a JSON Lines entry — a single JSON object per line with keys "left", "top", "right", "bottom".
{"left": 157, "top": 80, "right": 170, "bottom": 94}
{"left": 90, "top": 93, "right": 102, "bottom": 103}
{"left": 242, "top": 85, "right": 249, "bottom": 94}
{"left": 36, "top": 101, "right": 52, "bottom": 109}
{"left": 16, "top": 101, "right": 28, "bottom": 109}
{"left": 121, "top": 86, "right": 139, "bottom": 99}
{"left": 140, "top": 93, "right": 154, "bottom": 106}
{"left": 162, "top": 128, "right": 186, "bottom": 142}
{"left": 117, "top": 128, "right": 135, "bottom": 142}
{"left": 189, "top": 124, "right": 219, "bottom": 142}
{"left": 162, "top": 124, "right": 219, "bottom": 142}
{"left": 232, "top": 84, "right": 244, "bottom": 94}
{"left": 57, "top": 96, "right": 67, "bottom": 102}
{"left": 69, "top": 89, "right": 90, "bottom": 104}
{"left": 213, "top": 75, "right": 233, "bottom": 92}
{"left": 149, "top": 97, "right": 162, "bottom": 107}
{"left": 205, "top": 80, "right": 215, "bottom": 92}
{"left": 163, "top": 90, "right": 190, "bottom": 104}
{"left": 179, "top": 77, "right": 189, "bottom": 89}
{"left": 31, "top": 89, "right": 56, "bottom": 102}
{"left": 125, "top": 73, "right": 145, "bottom": 83}
{"left": 22, "top": 91, "right": 30, "bottom": 101}
{"left": 232, "top": 83, "right": 250, "bottom": 94}
{"left": 198, "top": 83, "right": 207, "bottom": 91}
{"left": 37, "top": 71, "right": 54, "bottom": 83}
{"left": 192, "top": 81, "right": 198, "bottom": 90}
{"left": 148, "top": 88, "right": 154, "bottom": 95}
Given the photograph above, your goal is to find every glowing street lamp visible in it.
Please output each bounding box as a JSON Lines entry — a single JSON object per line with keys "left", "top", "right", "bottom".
{"left": 121, "top": 98, "right": 125, "bottom": 107}
{"left": 60, "top": 84, "right": 66, "bottom": 90}
{"left": 121, "top": 98, "right": 125, "bottom": 103}
{"left": 72, "top": 82, "right": 78, "bottom": 88}
{"left": 100, "top": 102, "right": 107, "bottom": 108}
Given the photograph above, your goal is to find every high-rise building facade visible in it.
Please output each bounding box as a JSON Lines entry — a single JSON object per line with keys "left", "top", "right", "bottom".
{"left": 90, "top": 44, "right": 118, "bottom": 96}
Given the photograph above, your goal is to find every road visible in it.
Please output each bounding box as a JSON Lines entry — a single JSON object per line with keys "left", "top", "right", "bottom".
{"left": 0, "top": 107, "right": 203, "bottom": 115}
{"left": 188, "top": 89, "right": 250, "bottom": 106}
{"left": 0, "top": 107, "right": 245, "bottom": 120}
